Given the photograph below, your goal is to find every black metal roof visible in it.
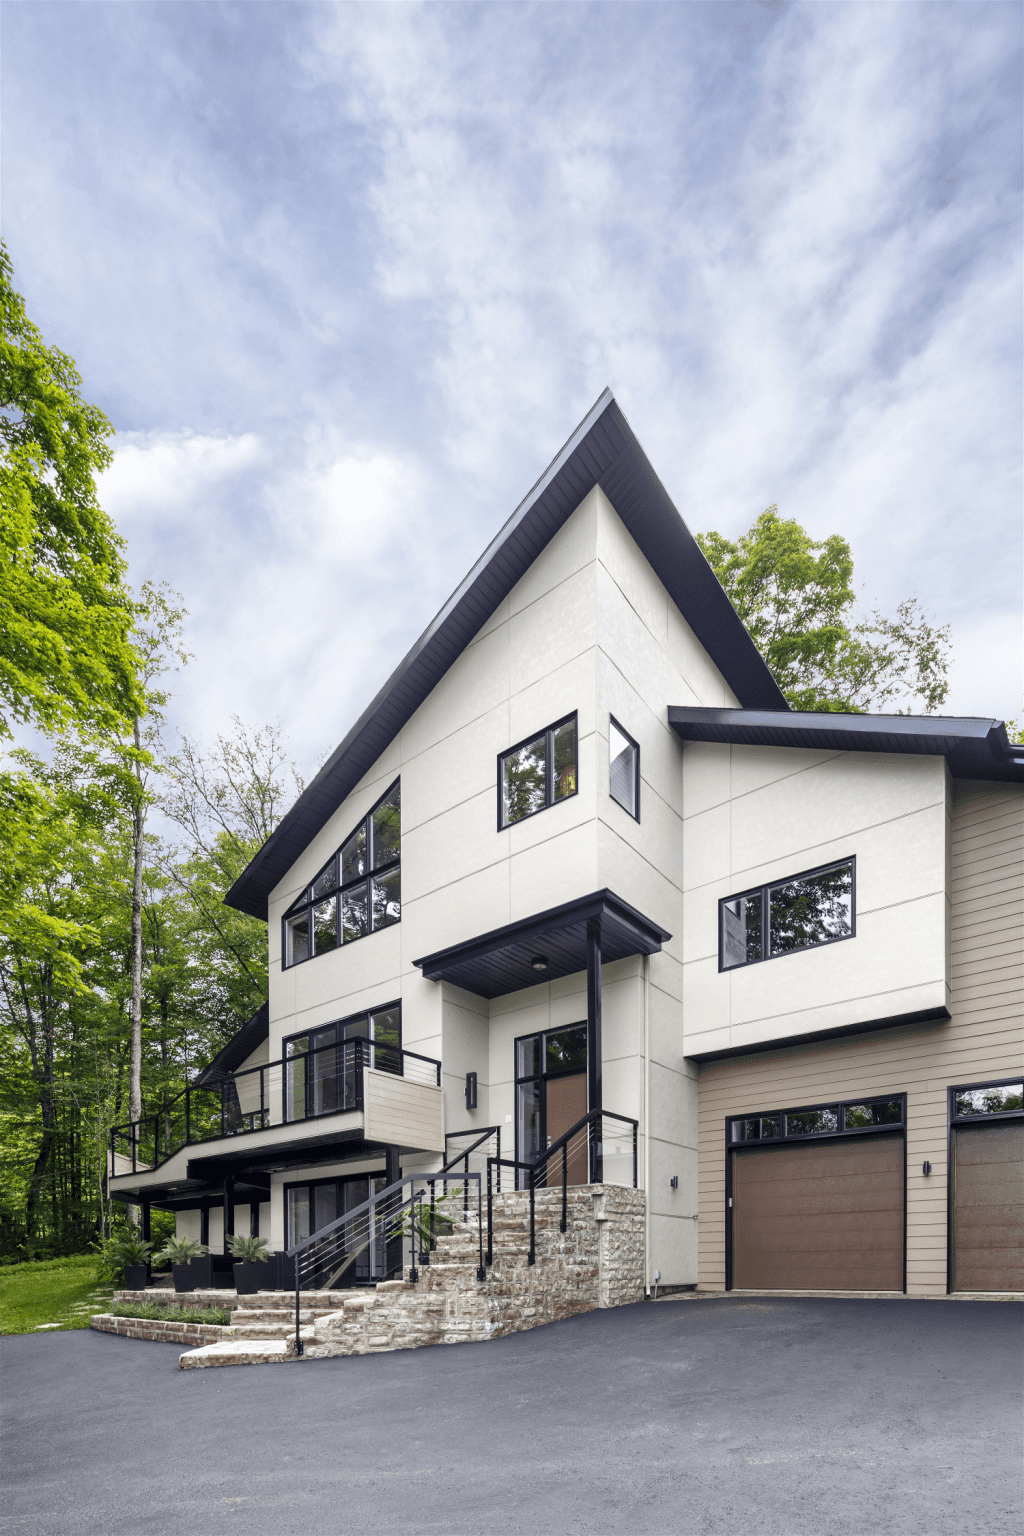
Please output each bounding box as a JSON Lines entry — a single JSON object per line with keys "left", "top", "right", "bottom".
{"left": 192, "top": 1002, "right": 269, "bottom": 1087}
{"left": 412, "top": 889, "right": 671, "bottom": 1000}
{"left": 667, "top": 707, "right": 1024, "bottom": 783}
{"left": 226, "top": 390, "right": 788, "bottom": 920}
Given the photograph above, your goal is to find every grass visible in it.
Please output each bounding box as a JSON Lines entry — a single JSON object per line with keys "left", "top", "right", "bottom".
{"left": 108, "top": 1300, "right": 231, "bottom": 1325}
{"left": 0, "top": 1255, "right": 114, "bottom": 1336}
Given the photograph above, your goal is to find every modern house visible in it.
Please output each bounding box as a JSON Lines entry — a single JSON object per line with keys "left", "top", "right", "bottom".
{"left": 109, "top": 390, "right": 1024, "bottom": 1301}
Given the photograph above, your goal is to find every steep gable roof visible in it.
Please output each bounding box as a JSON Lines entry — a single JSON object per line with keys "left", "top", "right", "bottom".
{"left": 226, "top": 389, "right": 788, "bottom": 920}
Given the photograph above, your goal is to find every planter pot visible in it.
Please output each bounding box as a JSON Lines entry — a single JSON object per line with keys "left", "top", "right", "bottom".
{"left": 172, "top": 1263, "right": 196, "bottom": 1294}
{"left": 125, "top": 1263, "right": 148, "bottom": 1291}
{"left": 233, "top": 1259, "right": 274, "bottom": 1296}
{"left": 184, "top": 1255, "right": 213, "bottom": 1290}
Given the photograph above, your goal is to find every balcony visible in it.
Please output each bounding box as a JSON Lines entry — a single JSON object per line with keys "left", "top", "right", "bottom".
{"left": 107, "top": 1038, "right": 444, "bottom": 1196}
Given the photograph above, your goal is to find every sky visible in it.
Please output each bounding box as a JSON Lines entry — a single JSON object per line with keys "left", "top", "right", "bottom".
{"left": 2, "top": 0, "right": 1021, "bottom": 778}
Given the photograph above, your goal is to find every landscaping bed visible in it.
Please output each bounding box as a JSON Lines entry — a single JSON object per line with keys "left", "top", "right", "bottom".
{"left": 90, "top": 1311, "right": 236, "bottom": 1346}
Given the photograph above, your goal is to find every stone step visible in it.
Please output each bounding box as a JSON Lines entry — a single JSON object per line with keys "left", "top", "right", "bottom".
{"left": 179, "top": 1337, "right": 303, "bottom": 1369}
{"left": 230, "top": 1322, "right": 304, "bottom": 1340}
{"left": 231, "top": 1307, "right": 314, "bottom": 1324}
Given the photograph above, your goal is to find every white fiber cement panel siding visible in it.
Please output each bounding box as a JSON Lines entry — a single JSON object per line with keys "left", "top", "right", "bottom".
{"left": 696, "top": 778, "right": 1023, "bottom": 1296}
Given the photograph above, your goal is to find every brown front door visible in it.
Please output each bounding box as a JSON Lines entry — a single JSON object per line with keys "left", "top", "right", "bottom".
{"left": 953, "top": 1122, "right": 1024, "bottom": 1292}
{"left": 732, "top": 1134, "right": 904, "bottom": 1291}
{"left": 545, "top": 1074, "right": 589, "bottom": 1185}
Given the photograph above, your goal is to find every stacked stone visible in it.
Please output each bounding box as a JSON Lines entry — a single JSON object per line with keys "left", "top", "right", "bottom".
{"left": 90, "top": 1314, "right": 233, "bottom": 1346}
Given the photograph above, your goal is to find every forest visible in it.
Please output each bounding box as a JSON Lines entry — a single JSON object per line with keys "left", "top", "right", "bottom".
{"left": 0, "top": 240, "right": 965, "bottom": 1260}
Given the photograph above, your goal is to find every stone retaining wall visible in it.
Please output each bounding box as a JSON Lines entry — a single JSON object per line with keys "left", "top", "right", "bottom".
{"left": 90, "top": 1314, "right": 235, "bottom": 1346}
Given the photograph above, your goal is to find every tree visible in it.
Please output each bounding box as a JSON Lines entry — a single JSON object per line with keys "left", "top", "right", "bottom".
{"left": 0, "top": 242, "right": 142, "bottom": 740}
{"left": 697, "top": 506, "right": 952, "bottom": 713}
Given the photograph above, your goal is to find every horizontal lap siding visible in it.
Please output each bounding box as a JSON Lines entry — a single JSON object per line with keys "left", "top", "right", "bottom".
{"left": 697, "top": 779, "right": 1023, "bottom": 1295}
{"left": 363, "top": 1070, "right": 445, "bottom": 1151}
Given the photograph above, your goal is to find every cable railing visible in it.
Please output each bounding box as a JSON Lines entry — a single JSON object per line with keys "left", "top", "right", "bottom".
{"left": 486, "top": 1109, "right": 638, "bottom": 1267}
{"left": 108, "top": 1038, "right": 442, "bottom": 1175}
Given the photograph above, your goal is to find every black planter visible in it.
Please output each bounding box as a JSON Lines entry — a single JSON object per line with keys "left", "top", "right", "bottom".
{"left": 233, "top": 1259, "right": 274, "bottom": 1296}
{"left": 125, "top": 1263, "right": 148, "bottom": 1291}
{"left": 184, "top": 1254, "right": 213, "bottom": 1290}
{"left": 172, "top": 1262, "right": 196, "bottom": 1293}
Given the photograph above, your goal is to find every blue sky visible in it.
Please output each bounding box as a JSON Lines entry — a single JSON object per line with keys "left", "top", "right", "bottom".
{"left": 3, "top": 1, "right": 1021, "bottom": 772}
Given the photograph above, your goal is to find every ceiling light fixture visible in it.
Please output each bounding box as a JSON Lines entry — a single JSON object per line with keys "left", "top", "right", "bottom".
{"left": 531, "top": 955, "right": 549, "bottom": 973}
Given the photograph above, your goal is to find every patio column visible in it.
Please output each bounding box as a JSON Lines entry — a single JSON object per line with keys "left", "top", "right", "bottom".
{"left": 223, "top": 1174, "right": 235, "bottom": 1253}
{"left": 200, "top": 1205, "right": 209, "bottom": 1247}
{"left": 385, "top": 1146, "right": 400, "bottom": 1186}
{"left": 140, "top": 1197, "right": 151, "bottom": 1244}
{"left": 587, "top": 916, "right": 603, "bottom": 1183}
{"left": 249, "top": 1201, "right": 260, "bottom": 1238}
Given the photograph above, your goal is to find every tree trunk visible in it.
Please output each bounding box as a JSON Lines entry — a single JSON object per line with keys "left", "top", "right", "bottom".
{"left": 128, "top": 714, "right": 146, "bottom": 1226}
{"left": 23, "top": 972, "right": 57, "bottom": 1245}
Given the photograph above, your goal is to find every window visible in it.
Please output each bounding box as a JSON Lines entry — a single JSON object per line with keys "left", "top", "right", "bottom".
{"left": 286, "top": 1172, "right": 389, "bottom": 1274}
{"left": 609, "top": 717, "right": 639, "bottom": 819}
{"left": 283, "top": 1004, "right": 401, "bottom": 1123}
{"left": 499, "top": 714, "right": 577, "bottom": 828}
{"left": 720, "top": 857, "right": 854, "bottom": 971}
{"left": 728, "top": 1095, "right": 904, "bottom": 1144}
{"left": 951, "top": 1079, "right": 1023, "bottom": 1121}
{"left": 283, "top": 781, "right": 400, "bottom": 967}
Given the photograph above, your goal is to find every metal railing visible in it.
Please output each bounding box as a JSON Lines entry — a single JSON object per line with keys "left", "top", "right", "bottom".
{"left": 108, "top": 1038, "right": 442, "bottom": 1176}
{"left": 486, "top": 1109, "right": 638, "bottom": 1267}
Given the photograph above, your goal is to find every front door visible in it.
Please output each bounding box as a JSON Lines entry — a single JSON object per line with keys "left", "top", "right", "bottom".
{"left": 515, "top": 1023, "right": 588, "bottom": 1188}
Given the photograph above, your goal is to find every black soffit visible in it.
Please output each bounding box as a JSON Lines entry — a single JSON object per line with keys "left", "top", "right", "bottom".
{"left": 412, "top": 889, "right": 671, "bottom": 1001}
{"left": 226, "top": 390, "right": 789, "bottom": 921}
{"left": 667, "top": 707, "right": 1024, "bottom": 785}
{"left": 193, "top": 1001, "right": 269, "bottom": 1087}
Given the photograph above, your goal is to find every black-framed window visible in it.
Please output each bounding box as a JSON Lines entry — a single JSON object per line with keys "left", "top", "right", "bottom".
{"left": 515, "top": 1023, "right": 587, "bottom": 1183}
{"left": 285, "top": 1171, "right": 389, "bottom": 1259}
{"left": 720, "top": 857, "right": 854, "bottom": 972}
{"left": 727, "top": 1094, "right": 904, "bottom": 1145}
{"left": 609, "top": 717, "right": 640, "bottom": 819}
{"left": 950, "top": 1077, "right": 1023, "bottom": 1122}
{"left": 283, "top": 780, "right": 400, "bottom": 967}
{"left": 283, "top": 1003, "right": 401, "bottom": 1122}
{"left": 499, "top": 713, "right": 577, "bottom": 829}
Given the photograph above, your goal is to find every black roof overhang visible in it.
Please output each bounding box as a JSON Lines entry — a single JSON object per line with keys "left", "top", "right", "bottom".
{"left": 225, "top": 390, "right": 789, "bottom": 920}
{"left": 193, "top": 1002, "right": 269, "bottom": 1087}
{"left": 413, "top": 889, "right": 671, "bottom": 1000}
{"left": 667, "top": 707, "right": 1024, "bottom": 784}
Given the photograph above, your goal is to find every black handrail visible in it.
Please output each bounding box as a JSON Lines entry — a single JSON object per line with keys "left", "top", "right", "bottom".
{"left": 485, "top": 1108, "right": 637, "bottom": 1266}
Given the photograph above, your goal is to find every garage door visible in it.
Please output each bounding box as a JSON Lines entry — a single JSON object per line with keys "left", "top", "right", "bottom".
{"left": 732, "top": 1134, "right": 904, "bottom": 1290}
{"left": 952, "top": 1122, "right": 1024, "bottom": 1293}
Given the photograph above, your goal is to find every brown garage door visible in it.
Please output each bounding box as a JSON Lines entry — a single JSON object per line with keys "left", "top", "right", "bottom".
{"left": 952, "top": 1122, "right": 1024, "bottom": 1293}
{"left": 732, "top": 1134, "right": 904, "bottom": 1291}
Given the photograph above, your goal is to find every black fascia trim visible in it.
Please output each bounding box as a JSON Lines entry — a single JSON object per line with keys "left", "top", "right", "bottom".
{"left": 226, "top": 391, "right": 788, "bottom": 920}
{"left": 193, "top": 1002, "right": 269, "bottom": 1087}
{"left": 668, "top": 706, "right": 1024, "bottom": 784}
{"left": 718, "top": 856, "right": 856, "bottom": 973}
{"left": 412, "top": 888, "right": 671, "bottom": 981}
{"left": 609, "top": 715, "right": 641, "bottom": 821}
{"left": 687, "top": 1005, "right": 950, "bottom": 1062}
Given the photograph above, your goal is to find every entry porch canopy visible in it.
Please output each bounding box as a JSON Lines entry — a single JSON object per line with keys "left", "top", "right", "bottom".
{"left": 413, "top": 889, "right": 670, "bottom": 1128}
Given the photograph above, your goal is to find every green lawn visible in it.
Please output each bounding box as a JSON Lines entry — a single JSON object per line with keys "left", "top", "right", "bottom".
{"left": 0, "top": 1255, "right": 114, "bottom": 1335}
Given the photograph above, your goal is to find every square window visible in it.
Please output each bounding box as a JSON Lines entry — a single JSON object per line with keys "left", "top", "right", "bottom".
{"left": 769, "top": 863, "right": 852, "bottom": 957}
{"left": 609, "top": 720, "right": 638, "bottom": 818}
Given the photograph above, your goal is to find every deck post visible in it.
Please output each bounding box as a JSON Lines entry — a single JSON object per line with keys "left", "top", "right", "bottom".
{"left": 223, "top": 1174, "right": 235, "bottom": 1253}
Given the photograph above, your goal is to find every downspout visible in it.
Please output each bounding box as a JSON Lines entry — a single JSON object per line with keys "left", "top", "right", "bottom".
{"left": 644, "top": 953, "right": 651, "bottom": 1296}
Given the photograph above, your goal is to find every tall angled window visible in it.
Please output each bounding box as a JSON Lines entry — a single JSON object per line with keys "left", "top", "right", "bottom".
{"left": 720, "top": 858, "right": 854, "bottom": 971}
{"left": 283, "top": 780, "right": 401, "bottom": 968}
{"left": 499, "top": 713, "right": 577, "bottom": 828}
{"left": 609, "top": 717, "right": 639, "bottom": 819}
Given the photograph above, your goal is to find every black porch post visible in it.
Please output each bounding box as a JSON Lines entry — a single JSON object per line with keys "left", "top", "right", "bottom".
{"left": 223, "top": 1175, "right": 235, "bottom": 1254}
{"left": 200, "top": 1205, "right": 209, "bottom": 1247}
{"left": 587, "top": 916, "right": 603, "bottom": 1184}
{"left": 250, "top": 1201, "right": 260, "bottom": 1238}
{"left": 385, "top": 1146, "right": 401, "bottom": 1185}
{"left": 140, "top": 1197, "right": 151, "bottom": 1243}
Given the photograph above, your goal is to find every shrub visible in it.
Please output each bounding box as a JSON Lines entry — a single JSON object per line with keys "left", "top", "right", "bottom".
{"left": 227, "top": 1233, "right": 270, "bottom": 1263}
{"left": 107, "top": 1301, "right": 231, "bottom": 1326}
{"left": 154, "top": 1236, "right": 208, "bottom": 1266}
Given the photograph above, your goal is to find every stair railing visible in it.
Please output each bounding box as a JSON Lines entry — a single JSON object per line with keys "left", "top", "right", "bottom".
{"left": 485, "top": 1108, "right": 638, "bottom": 1267}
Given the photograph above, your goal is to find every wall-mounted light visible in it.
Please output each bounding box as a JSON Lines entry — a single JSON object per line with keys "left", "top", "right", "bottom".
{"left": 465, "top": 1072, "right": 478, "bottom": 1111}
{"left": 531, "top": 955, "right": 549, "bottom": 973}
{"left": 922, "top": 1161, "right": 931, "bottom": 1177}
{"left": 670, "top": 1175, "right": 678, "bottom": 1189}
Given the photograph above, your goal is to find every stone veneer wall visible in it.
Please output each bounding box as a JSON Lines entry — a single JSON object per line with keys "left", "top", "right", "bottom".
{"left": 305, "top": 1184, "right": 646, "bottom": 1361}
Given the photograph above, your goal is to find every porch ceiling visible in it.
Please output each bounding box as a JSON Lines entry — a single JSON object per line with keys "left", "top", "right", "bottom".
{"left": 412, "top": 888, "right": 671, "bottom": 1000}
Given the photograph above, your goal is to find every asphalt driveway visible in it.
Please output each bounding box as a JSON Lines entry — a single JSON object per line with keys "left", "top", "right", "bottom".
{"left": 2, "top": 1297, "right": 1021, "bottom": 1536}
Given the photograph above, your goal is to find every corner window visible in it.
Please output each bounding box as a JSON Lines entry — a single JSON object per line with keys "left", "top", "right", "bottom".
{"left": 728, "top": 1095, "right": 904, "bottom": 1144}
{"left": 720, "top": 857, "right": 854, "bottom": 971}
{"left": 499, "top": 713, "right": 577, "bottom": 829}
{"left": 283, "top": 781, "right": 401, "bottom": 968}
{"left": 609, "top": 717, "right": 639, "bottom": 819}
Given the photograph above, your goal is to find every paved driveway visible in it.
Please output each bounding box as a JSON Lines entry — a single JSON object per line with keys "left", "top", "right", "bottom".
{"left": 2, "top": 1297, "right": 1021, "bottom": 1535}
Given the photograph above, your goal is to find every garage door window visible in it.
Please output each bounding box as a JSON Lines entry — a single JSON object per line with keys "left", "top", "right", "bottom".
{"left": 729, "top": 1095, "right": 904, "bottom": 1144}
{"left": 952, "top": 1080, "right": 1023, "bottom": 1119}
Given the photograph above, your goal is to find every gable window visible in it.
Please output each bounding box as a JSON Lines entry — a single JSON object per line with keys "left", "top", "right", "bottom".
{"left": 609, "top": 717, "right": 639, "bottom": 819}
{"left": 283, "top": 781, "right": 401, "bottom": 968}
{"left": 499, "top": 713, "right": 577, "bottom": 829}
{"left": 720, "top": 857, "right": 854, "bottom": 971}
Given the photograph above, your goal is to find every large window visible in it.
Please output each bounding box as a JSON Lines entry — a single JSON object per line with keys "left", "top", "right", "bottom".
{"left": 286, "top": 1172, "right": 389, "bottom": 1274}
{"left": 720, "top": 857, "right": 854, "bottom": 972}
{"left": 284, "top": 1004, "right": 401, "bottom": 1122}
{"left": 609, "top": 717, "right": 639, "bottom": 819}
{"left": 499, "top": 713, "right": 577, "bottom": 829}
{"left": 728, "top": 1094, "right": 904, "bottom": 1145}
{"left": 283, "top": 781, "right": 400, "bottom": 967}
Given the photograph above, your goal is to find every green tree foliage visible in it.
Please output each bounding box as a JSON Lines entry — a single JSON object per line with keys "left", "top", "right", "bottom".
{"left": 697, "top": 506, "right": 952, "bottom": 714}
{"left": 0, "top": 243, "right": 141, "bottom": 739}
